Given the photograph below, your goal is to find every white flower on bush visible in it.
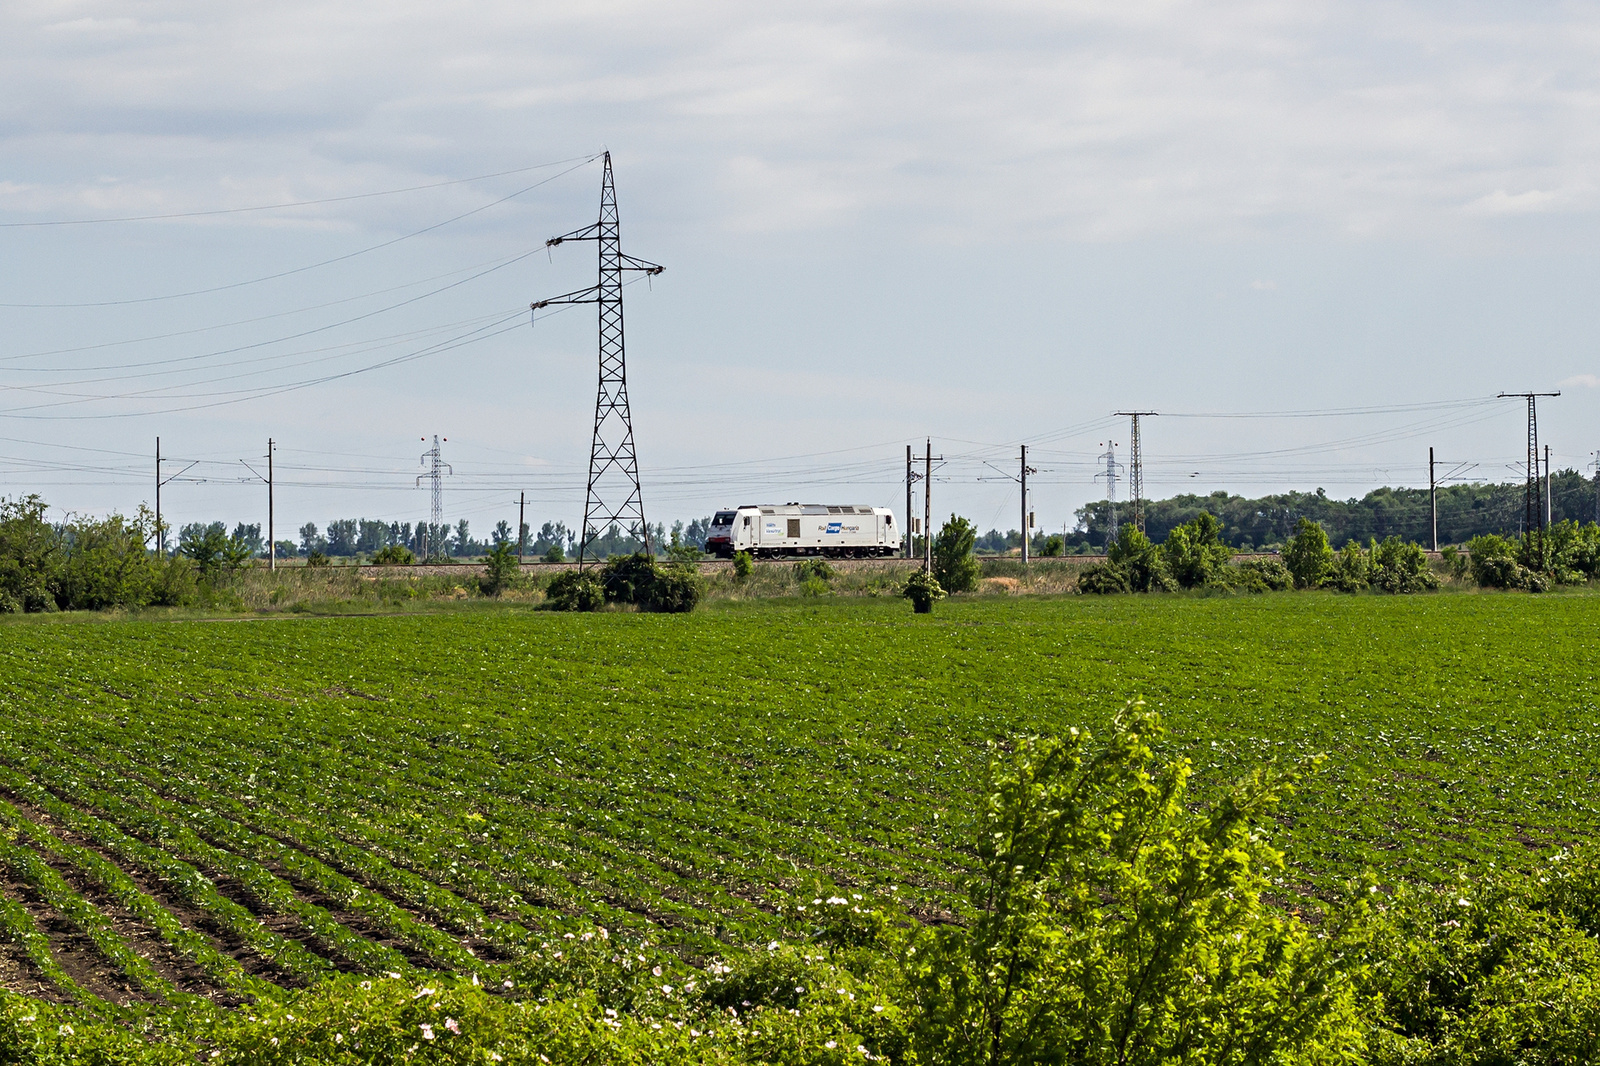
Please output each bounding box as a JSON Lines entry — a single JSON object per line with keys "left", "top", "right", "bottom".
{"left": 419, "top": 1023, "right": 435, "bottom": 1041}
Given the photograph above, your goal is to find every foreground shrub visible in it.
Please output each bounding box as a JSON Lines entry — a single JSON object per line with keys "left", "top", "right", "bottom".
{"left": 546, "top": 570, "right": 604, "bottom": 611}
{"left": 1330, "top": 540, "right": 1371, "bottom": 592}
{"left": 904, "top": 568, "right": 945, "bottom": 612}
{"left": 1283, "top": 517, "right": 1335, "bottom": 589}
{"left": 478, "top": 541, "right": 519, "bottom": 597}
{"left": 1161, "top": 511, "right": 1233, "bottom": 589}
{"left": 905, "top": 703, "right": 1368, "bottom": 1066}
{"left": 588, "top": 553, "right": 703, "bottom": 612}
{"left": 370, "top": 544, "right": 414, "bottom": 565}
{"left": 1107, "top": 524, "right": 1175, "bottom": 591}
{"left": 644, "top": 564, "right": 703, "bottom": 613}
{"left": 1365, "top": 854, "right": 1600, "bottom": 1065}
{"left": 1468, "top": 533, "right": 1546, "bottom": 591}
{"left": 932, "top": 514, "right": 981, "bottom": 593}
{"left": 1228, "top": 556, "right": 1295, "bottom": 592}
{"left": 732, "top": 549, "right": 754, "bottom": 579}
{"left": 1075, "top": 561, "right": 1130, "bottom": 595}
{"left": 600, "top": 553, "right": 657, "bottom": 605}
{"left": 1369, "top": 536, "right": 1439, "bottom": 593}
{"left": 0, "top": 495, "right": 195, "bottom": 611}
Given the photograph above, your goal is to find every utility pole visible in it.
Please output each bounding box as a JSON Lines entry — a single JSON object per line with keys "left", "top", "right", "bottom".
{"left": 518, "top": 492, "right": 527, "bottom": 563}
{"left": 1545, "top": 444, "right": 1553, "bottom": 528}
{"left": 1498, "top": 392, "right": 1558, "bottom": 567}
{"left": 533, "top": 152, "right": 664, "bottom": 568}
{"left": 924, "top": 438, "right": 933, "bottom": 573}
{"left": 267, "top": 439, "right": 274, "bottom": 571}
{"left": 1429, "top": 446, "right": 1436, "bottom": 553}
{"left": 1114, "top": 412, "right": 1158, "bottom": 532}
{"left": 416, "top": 436, "right": 452, "bottom": 561}
{"left": 906, "top": 441, "right": 941, "bottom": 564}
{"left": 905, "top": 445, "right": 914, "bottom": 560}
{"left": 1592, "top": 451, "right": 1600, "bottom": 524}
{"left": 155, "top": 439, "right": 198, "bottom": 557}
{"left": 1020, "top": 444, "right": 1036, "bottom": 564}
{"left": 239, "top": 439, "right": 277, "bottom": 570}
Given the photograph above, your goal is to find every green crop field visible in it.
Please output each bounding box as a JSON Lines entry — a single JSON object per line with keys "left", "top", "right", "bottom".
{"left": 1, "top": 592, "right": 1598, "bottom": 1056}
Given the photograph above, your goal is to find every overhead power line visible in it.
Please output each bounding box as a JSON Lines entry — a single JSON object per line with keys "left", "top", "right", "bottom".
{"left": 0, "top": 156, "right": 597, "bottom": 308}
{"left": 0, "top": 155, "right": 602, "bottom": 229}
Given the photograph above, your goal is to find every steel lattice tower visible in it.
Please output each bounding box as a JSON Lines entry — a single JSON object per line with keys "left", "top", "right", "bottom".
{"left": 416, "top": 435, "right": 451, "bottom": 559}
{"left": 1115, "top": 411, "right": 1158, "bottom": 532}
{"left": 1096, "top": 441, "right": 1121, "bottom": 545}
{"left": 1499, "top": 391, "right": 1558, "bottom": 566}
{"left": 533, "top": 152, "right": 663, "bottom": 566}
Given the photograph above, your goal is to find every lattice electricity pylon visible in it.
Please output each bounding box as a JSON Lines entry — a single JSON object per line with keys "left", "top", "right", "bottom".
{"left": 417, "top": 435, "right": 452, "bottom": 560}
{"left": 1115, "top": 411, "right": 1158, "bottom": 532}
{"left": 1498, "top": 391, "right": 1558, "bottom": 566}
{"left": 532, "top": 152, "right": 664, "bottom": 567}
{"left": 1094, "top": 441, "right": 1122, "bottom": 545}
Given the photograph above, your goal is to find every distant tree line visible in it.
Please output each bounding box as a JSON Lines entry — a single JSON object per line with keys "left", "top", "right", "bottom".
{"left": 970, "top": 472, "right": 1600, "bottom": 554}
{"left": 173, "top": 514, "right": 716, "bottom": 562}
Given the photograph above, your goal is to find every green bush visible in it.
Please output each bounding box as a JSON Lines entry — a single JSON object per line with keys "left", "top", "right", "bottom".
{"left": 478, "top": 541, "right": 519, "bottom": 597}
{"left": 1041, "top": 534, "right": 1065, "bottom": 557}
{"left": 1467, "top": 534, "right": 1545, "bottom": 591}
{"left": 600, "top": 553, "right": 657, "bottom": 605}
{"left": 643, "top": 564, "right": 703, "bottom": 613}
{"left": 1160, "top": 512, "right": 1233, "bottom": 589}
{"left": 370, "top": 544, "right": 414, "bottom": 565}
{"left": 1283, "top": 517, "right": 1334, "bottom": 589}
{"left": 1228, "top": 556, "right": 1294, "bottom": 592}
{"left": 1107, "top": 524, "right": 1175, "bottom": 592}
{"left": 305, "top": 550, "right": 330, "bottom": 568}
{"left": 1364, "top": 855, "right": 1600, "bottom": 1065}
{"left": 542, "top": 542, "right": 565, "bottom": 564}
{"left": 0, "top": 495, "right": 195, "bottom": 612}
{"left": 1368, "top": 537, "right": 1439, "bottom": 594}
{"left": 793, "top": 557, "right": 836, "bottom": 583}
{"left": 932, "top": 514, "right": 981, "bottom": 593}
{"left": 1330, "top": 540, "right": 1371, "bottom": 592}
{"left": 904, "top": 703, "right": 1367, "bottom": 1066}
{"left": 1075, "top": 561, "right": 1130, "bottom": 595}
{"left": 545, "top": 570, "right": 604, "bottom": 611}
{"left": 903, "top": 568, "right": 945, "bottom": 613}
{"left": 732, "top": 550, "right": 754, "bottom": 579}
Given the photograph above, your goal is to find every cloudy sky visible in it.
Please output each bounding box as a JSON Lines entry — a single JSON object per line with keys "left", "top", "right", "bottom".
{"left": 3, "top": 0, "right": 1599, "bottom": 540}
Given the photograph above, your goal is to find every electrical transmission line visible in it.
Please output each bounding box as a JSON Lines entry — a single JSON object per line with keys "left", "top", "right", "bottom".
{"left": 417, "top": 435, "right": 452, "bottom": 559}
{"left": 1114, "top": 411, "right": 1158, "bottom": 532}
{"left": 532, "top": 152, "right": 663, "bottom": 567}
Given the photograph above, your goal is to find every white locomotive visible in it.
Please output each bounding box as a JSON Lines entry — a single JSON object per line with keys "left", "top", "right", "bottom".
{"left": 705, "top": 504, "right": 902, "bottom": 559}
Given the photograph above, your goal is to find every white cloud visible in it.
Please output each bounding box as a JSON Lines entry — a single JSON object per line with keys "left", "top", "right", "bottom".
{"left": 1560, "top": 374, "right": 1600, "bottom": 389}
{"left": 1465, "top": 189, "right": 1566, "bottom": 215}
{"left": 4, "top": 2, "right": 1600, "bottom": 242}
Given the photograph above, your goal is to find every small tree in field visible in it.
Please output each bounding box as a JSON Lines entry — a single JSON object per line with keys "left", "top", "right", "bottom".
{"left": 479, "top": 541, "right": 519, "bottom": 597}
{"left": 1283, "top": 517, "right": 1334, "bottom": 589}
{"left": 933, "top": 514, "right": 981, "bottom": 593}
